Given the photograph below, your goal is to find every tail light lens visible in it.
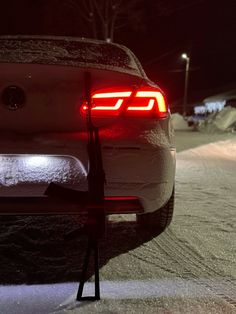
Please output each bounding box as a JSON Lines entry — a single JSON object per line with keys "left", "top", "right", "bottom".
{"left": 82, "top": 89, "right": 168, "bottom": 118}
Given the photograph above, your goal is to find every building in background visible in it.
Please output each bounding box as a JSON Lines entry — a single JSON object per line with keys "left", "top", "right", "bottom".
{"left": 204, "top": 88, "right": 236, "bottom": 112}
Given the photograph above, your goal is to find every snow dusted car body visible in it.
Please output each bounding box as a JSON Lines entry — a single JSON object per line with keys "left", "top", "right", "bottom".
{"left": 0, "top": 36, "right": 175, "bottom": 232}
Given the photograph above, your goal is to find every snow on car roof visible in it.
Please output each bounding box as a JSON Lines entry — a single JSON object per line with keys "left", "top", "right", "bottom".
{"left": 0, "top": 35, "right": 146, "bottom": 77}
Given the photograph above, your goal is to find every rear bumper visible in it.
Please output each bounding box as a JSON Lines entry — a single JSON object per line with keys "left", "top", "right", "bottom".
{"left": 0, "top": 119, "right": 175, "bottom": 214}
{"left": 0, "top": 195, "right": 143, "bottom": 215}
{"left": 0, "top": 147, "right": 175, "bottom": 213}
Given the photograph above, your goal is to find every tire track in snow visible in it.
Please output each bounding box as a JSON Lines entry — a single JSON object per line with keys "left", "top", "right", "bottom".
{"left": 157, "top": 229, "right": 236, "bottom": 308}
{"left": 128, "top": 230, "right": 236, "bottom": 308}
{"left": 194, "top": 150, "right": 233, "bottom": 195}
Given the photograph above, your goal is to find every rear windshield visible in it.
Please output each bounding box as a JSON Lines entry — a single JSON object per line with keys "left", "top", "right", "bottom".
{"left": 0, "top": 36, "right": 143, "bottom": 76}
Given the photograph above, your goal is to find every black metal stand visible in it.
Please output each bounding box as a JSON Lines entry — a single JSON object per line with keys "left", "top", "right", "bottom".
{"left": 75, "top": 72, "right": 106, "bottom": 301}
{"left": 77, "top": 238, "right": 100, "bottom": 301}
{"left": 47, "top": 71, "right": 106, "bottom": 302}
{"left": 76, "top": 208, "right": 105, "bottom": 301}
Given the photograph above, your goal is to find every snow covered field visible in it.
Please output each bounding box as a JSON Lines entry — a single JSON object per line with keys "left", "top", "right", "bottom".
{"left": 0, "top": 130, "right": 236, "bottom": 313}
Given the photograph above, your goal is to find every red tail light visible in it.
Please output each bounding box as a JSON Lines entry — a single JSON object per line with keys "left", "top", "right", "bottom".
{"left": 82, "top": 89, "right": 168, "bottom": 118}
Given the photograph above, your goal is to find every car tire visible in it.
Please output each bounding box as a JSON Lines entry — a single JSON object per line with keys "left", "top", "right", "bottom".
{"left": 137, "top": 186, "right": 175, "bottom": 234}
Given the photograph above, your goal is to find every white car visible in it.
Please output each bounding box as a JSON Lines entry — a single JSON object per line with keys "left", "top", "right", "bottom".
{"left": 0, "top": 36, "right": 175, "bottom": 234}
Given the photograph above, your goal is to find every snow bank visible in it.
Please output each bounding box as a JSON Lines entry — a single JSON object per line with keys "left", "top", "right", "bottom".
{"left": 214, "top": 106, "right": 236, "bottom": 131}
{"left": 172, "top": 107, "right": 236, "bottom": 133}
{"left": 199, "top": 106, "right": 236, "bottom": 133}
{"left": 171, "top": 113, "right": 189, "bottom": 130}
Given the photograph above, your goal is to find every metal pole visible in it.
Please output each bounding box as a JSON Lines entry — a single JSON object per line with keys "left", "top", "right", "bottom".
{"left": 183, "top": 56, "right": 190, "bottom": 116}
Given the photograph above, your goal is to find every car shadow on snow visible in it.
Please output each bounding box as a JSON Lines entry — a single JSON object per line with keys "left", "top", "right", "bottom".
{"left": 0, "top": 214, "right": 159, "bottom": 285}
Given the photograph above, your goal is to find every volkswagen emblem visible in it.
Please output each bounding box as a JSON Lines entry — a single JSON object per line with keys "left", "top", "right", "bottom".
{"left": 2, "top": 85, "right": 26, "bottom": 110}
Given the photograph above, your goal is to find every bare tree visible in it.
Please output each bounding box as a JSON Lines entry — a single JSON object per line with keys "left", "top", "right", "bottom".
{"left": 43, "top": 0, "right": 143, "bottom": 42}
{"left": 74, "top": 0, "right": 145, "bottom": 42}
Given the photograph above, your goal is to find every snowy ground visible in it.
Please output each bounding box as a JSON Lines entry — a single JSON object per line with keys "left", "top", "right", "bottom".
{"left": 0, "top": 130, "right": 236, "bottom": 313}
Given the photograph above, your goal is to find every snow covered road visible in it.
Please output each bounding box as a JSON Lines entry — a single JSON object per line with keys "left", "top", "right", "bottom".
{"left": 0, "top": 131, "right": 236, "bottom": 313}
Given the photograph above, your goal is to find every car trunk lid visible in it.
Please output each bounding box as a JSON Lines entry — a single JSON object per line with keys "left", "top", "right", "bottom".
{"left": 0, "top": 63, "right": 143, "bottom": 132}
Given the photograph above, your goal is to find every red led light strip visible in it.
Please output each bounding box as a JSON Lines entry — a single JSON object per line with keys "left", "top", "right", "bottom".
{"left": 82, "top": 90, "right": 167, "bottom": 116}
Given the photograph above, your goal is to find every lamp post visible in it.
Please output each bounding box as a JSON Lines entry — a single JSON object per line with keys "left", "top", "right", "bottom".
{"left": 181, "top": 53, "right": 190, "bottom": 116}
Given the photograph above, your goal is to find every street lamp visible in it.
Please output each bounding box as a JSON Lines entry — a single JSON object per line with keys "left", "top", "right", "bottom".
{"left": 181, "top": 53, "right": 190, "bottom": 116}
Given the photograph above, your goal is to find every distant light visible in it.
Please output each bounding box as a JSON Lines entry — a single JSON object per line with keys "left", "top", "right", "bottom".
{"left": 194, "top": 106, "right": 206, "bottom": 114}
{"left": 181, "top": 53, "right": 188, "bottom": 59}
{"left": 205, "top": 101, "right": 225, "bottom": 112}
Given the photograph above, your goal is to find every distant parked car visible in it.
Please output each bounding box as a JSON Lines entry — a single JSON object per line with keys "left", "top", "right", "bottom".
{"left": 0, "top": 36, "right": 175, "bottom": 233}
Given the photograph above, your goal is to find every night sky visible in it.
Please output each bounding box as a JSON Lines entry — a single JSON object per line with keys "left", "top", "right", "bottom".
{"left": 0, "top": 0, "right": 235, "bottom": 103}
